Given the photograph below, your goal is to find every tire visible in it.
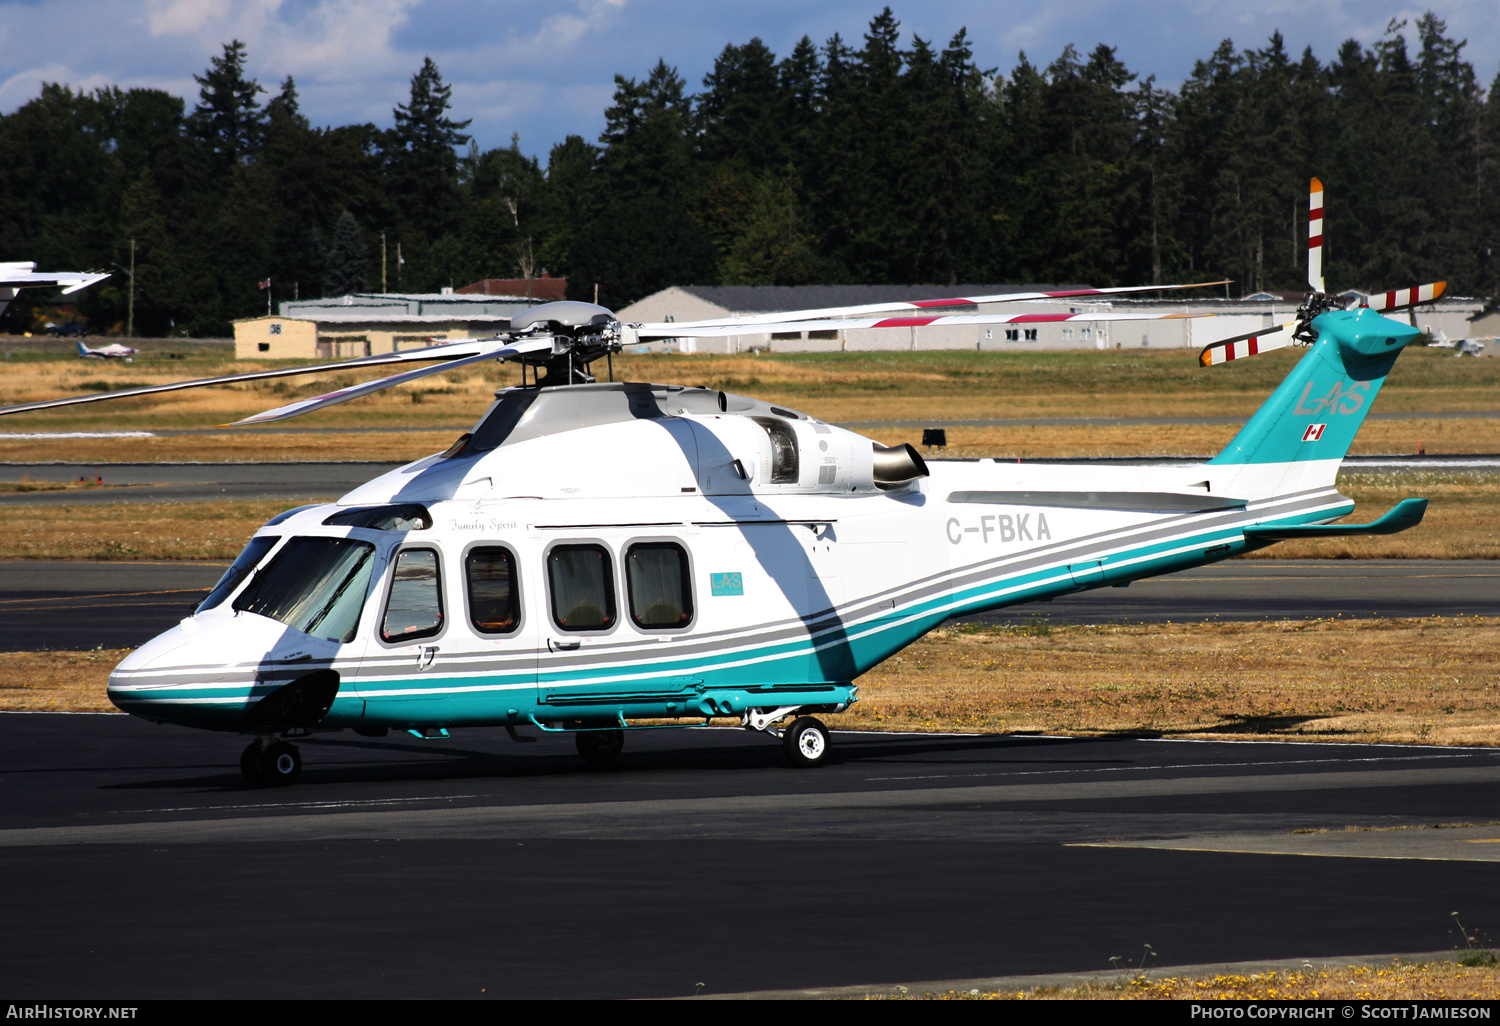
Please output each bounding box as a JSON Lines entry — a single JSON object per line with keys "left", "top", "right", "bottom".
{"left": 256, "top": 740, "right": 302, "bottom": 786}
{"left": 240, "top": 741, "right": 265, "bottom": 785}
{"left": 575, "top": 729, "right": 624, "bottom": 768}
{"left": 782, "top": 716, "right": 830, "bottom": 767}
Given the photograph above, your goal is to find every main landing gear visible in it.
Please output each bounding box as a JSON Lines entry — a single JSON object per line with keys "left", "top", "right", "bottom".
{"left": 575, "top": 728, "right": 625, "bottom": 768}
{"left": 240, "top": 738, "right": 302, "bottom": 786}
{"left": 742, "top": 707, "right": 833, "bottom": 767}
{"left": 780, "top": 716, "right": 831, "bottom": 767}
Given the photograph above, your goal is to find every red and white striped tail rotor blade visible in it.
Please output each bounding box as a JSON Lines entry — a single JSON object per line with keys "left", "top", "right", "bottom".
{"left": 1198, "top": 322, "right": 1296, "bottom": 367}
{"left": 1308, "top": 177, "right": 1325, "bottom": 294}
{"left": 1360, "top": 281, "right": 1447, "bottom": 312}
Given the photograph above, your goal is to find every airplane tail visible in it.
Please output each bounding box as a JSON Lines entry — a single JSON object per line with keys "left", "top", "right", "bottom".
{"left": 76, "top": 340, "right": 89, "bottom": 357}
{"left": 1207, "top": 307, "right": 1419, "bottom": 495}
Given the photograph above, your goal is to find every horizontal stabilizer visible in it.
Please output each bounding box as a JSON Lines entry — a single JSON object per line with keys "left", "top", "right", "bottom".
{"left": 1243, "top": 498, "right": 1427, "bottom": 539}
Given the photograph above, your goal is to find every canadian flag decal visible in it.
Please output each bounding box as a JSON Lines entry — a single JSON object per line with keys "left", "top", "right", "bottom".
{"left": 1302, "top": 423, "right": 1326, "bottom": 442}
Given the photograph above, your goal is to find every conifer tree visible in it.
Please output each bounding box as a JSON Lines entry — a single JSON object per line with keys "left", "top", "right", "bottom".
{"left": 325, "top": 210, "right": 369, "bottom": 295}
{"left": 189, "top": 40, "right": 265, "bottom": 168}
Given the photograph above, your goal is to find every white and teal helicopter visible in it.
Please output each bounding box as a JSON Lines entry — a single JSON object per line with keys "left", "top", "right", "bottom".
{"left": 1, "top": 186, "right": 1446, "bottom": 785}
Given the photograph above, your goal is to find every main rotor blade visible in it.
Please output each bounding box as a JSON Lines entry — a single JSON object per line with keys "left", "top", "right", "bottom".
{"left": 1308, "top": 178, "right": 1325, "bottom": 294}
{"left": 0, "top": 336, "right": 515, "bottom": 418}
{"left": 0, "top": 265, "right": 109, "bottom": 295}
{"left": 639, "top": 309, "right": 1198, "bottom": 339}
{"left": 230, "top": 337, "right": 552, "bottom": 426}
{"left": 640, "top": 281, "right": 1231, "bottom": 331}
{"left": 1199, "top": 322, "right": 1296, "bottom": 367}
{"left": 1358, "top": 282, "right": 1446, "bottom": 312}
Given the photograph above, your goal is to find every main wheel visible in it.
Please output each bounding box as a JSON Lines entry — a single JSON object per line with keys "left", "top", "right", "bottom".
{"left": 240, "top": 741, "right": 266, "bottom": 785}
{"left": 782, "top": 716, "right": 830, "bottom": 767}
{"left": 256, "top": 740, "right": 302, "bottom": 786}
{"left": 575, "top": 729, "right": 624, "bottom": 768}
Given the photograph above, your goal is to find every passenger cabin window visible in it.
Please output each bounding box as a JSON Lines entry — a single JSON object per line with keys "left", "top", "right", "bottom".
{"left": 626, "top": 543, "right": 693, "bottom": 629}
{"left": 548, "top": 545, "right": 615, "bottom": 631}
{"left": 466, "top": 546, "right": 520, "bottom": 634}
{"left": 381, "top": 548, "right": 443, "bottom": 642}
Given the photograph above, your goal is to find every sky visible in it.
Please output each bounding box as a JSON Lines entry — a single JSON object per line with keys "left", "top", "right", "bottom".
{"left": 1, "top": 0, "right": 1497, "bottom": 162}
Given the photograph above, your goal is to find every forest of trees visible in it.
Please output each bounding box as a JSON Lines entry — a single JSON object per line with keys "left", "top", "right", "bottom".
{"left": 2, "top": 8, "right": 1498, "bottom": 336}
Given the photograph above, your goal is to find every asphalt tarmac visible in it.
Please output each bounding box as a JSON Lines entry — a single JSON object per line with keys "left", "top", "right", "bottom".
{"left": 3, "top": 713, "right": 1498, "bottom": 998}
{"left": 3, "top": 559, "right": 1494, "bottom": 652}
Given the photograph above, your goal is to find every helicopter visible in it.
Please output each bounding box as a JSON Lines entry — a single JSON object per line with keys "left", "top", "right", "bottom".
{"left": 0, "top": 194, "right": 1443, "bottom": 787}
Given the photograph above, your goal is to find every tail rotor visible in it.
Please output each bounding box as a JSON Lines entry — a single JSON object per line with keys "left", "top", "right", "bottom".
{"left": 1200, "top": 178, "right": 1446, "bottom": 365}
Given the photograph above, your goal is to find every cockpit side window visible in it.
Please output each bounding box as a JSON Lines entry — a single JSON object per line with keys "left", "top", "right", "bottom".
{"left": 381, "top": 548, "right": 444, "bottom": 643}
{"left": 197, "top": 535, "right": 278, "bottom": 613}
{"left": 233, "top": 537, "right": 376, "bottom": 643}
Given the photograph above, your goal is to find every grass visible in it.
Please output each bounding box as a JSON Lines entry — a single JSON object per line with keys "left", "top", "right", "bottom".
{"left": 0, "top": 347, "right": 1494, "bottom": 463}
{"left": 16, "top": 617, "right": 1500, "bottom": 747}
{"left": 825, "top": 615, "right": 1500, "bottom": 747}
{"left": 0, "top": 499, "right": 320, "bottom": 560}
{"left": 1, "top": 468, "right": 1492, "bottom": 561}
{"left": 874, "top": 960, "right": 1500, "bottom": 999}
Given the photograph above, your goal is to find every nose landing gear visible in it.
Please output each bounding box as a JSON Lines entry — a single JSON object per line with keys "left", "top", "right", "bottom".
{"left": 240, "top": 738, "right": 302, "bottom": 786}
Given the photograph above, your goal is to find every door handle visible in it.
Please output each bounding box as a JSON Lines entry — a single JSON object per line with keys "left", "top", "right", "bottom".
{"left": 417, "top": 645, "right": 438, "bottom": 670}
{"left": 549, "top": 638, "right": 581, "bottom": 652}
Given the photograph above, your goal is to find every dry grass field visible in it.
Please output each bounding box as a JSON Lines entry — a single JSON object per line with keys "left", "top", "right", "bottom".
{"left": 826, "top": 616, "right": 1500, "bottom": 746}
{"left": 14, "top": 617, "right": 1500, "bottom": 749}
{"left": 0, "top": 346, "right": 1495, "bottom": 463}
{"left": 2, "top": 469, "right": 1492, "bottom": 561}
{"left": 880, "top": 960, "right": 1500, "bottom": 999}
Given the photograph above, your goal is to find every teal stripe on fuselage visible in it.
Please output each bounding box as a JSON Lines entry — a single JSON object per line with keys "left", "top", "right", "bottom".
{"left": 121, "top": 496, "right": 1353, "bottom": 732}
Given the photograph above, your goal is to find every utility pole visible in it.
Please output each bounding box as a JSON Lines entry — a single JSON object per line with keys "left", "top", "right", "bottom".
{"left": 381, "top": 233, "right": 388, "bottom": 293}
{"left": 127, "top": 238, "right": 135, "bottom": 338}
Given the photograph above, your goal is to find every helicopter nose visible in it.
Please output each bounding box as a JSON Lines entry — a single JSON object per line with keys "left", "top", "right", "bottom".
{"left": 108, "top": 616, "right": 284, "bottom": 729}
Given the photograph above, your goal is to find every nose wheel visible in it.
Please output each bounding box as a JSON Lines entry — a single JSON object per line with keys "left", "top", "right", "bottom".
{"left": 240, "top": 739, "right": 302, "bottom": 786}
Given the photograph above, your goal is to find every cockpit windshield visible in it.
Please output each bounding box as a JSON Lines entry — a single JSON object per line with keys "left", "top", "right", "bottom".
{"left": 197, "top": 535, "right": 279, "bottom": 614}
{"left": 232, "top": 537, "right": 376, "bottom": 643}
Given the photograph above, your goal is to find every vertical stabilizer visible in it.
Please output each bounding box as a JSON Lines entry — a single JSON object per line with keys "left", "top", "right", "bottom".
{"left": 1208, "top": 308, "right": 1417, "bottom": 491}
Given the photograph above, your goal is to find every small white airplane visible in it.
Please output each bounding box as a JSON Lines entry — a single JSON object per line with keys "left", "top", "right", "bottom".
{"left": 1427, "top": 328, "right": 1486, "bottom": 357}
{"left": 75, "top": 339, "right": 138, "bottom": 360}
{"left": 0, "top": 193, "right": 1445, "bottom": 787}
